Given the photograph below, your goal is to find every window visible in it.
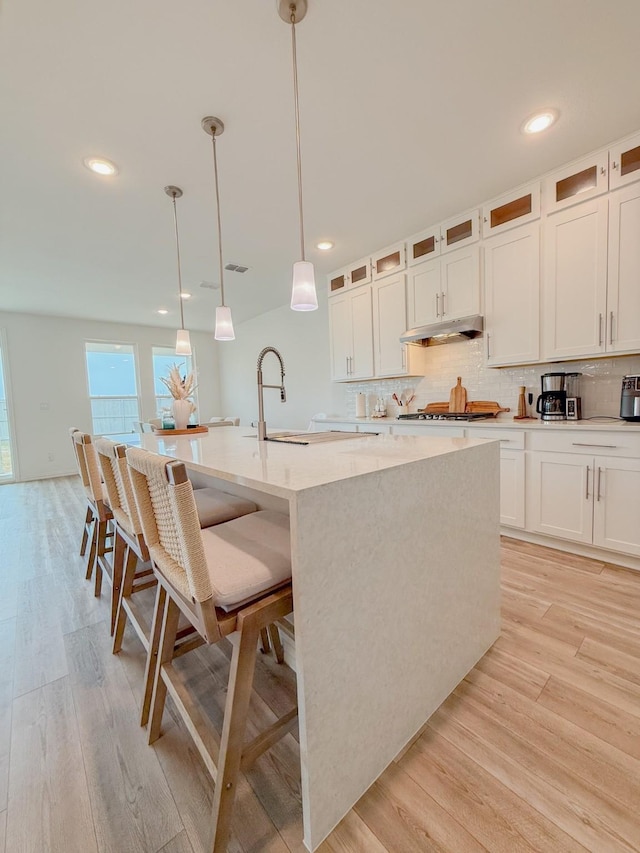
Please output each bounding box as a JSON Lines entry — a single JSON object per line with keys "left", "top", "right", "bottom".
{"left": 85, "top": 342, "right": 140, "bottom": 435}
{"left": 152, "top": 346, "right": 197, "bottom": 418}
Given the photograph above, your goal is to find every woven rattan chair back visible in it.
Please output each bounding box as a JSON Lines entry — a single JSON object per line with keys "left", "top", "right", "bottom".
{"left": 95, "top": 437, "right": 144, "bottom": 538}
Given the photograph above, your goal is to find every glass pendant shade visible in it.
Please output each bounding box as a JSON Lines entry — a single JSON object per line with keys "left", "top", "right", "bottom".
{"left": 291, "top": 261, "right": 318, "bottom": 311}
{"left": 175, "top": 328, "right": 192, "bottom": 355}
{"left": 214, "top": 305, "right": 235, "bottom": 341}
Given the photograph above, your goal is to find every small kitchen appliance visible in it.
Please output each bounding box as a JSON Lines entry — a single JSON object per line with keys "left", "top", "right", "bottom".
{"left": 536, "top": 372, "right": 567, "bottom": 421}
{"left": 565, "top": 372, "right": 582, "bottom": 421}
{"left": 621, "top": 375, "right": 640, "bottom": 421}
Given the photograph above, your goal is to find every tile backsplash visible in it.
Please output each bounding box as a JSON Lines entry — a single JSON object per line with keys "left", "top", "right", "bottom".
{"left": 344, "top": 339, "right": 640, "bottom": 419}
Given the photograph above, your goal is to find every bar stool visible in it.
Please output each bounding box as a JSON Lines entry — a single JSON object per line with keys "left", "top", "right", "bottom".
{"left": 68, "top": 427, "right": 96, "bottom": 561}
{"left": 71, "top": 431, "right": 113, "bottom": 594}
{"left": 95, "top": 436, "right": 259, "bottom": 687}
{"left": 126, "top": 446, "right": 296, "bottom": 853}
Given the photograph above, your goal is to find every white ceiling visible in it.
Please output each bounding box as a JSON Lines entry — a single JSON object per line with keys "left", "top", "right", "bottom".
{"left": 2, "top": 0, "right": 640, "bottom": 331}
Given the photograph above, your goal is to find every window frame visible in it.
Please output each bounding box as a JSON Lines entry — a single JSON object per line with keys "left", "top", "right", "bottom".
{"left": 84, "top": 339, "right": 142, "bottom": 436}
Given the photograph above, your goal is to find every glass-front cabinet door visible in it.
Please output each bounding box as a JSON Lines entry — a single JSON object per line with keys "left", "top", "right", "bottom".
{"left": 609, "top": 132, "right": 640, "bottom": 190}
{"left": 439, "top": 209, "right": 480, "bottom": 254}
{"left": 482, "top": 183, "right": 541, "bottom": 237}
{"left": 347, "top": 257, "right": 372, "bottom": 288}
{"left": 543, "top": 151, "right": 609, "bottom": 213}
{"left": 406, "top": 226, "right": 441, "bottom": 266}
{"left": 327, "top": 267, "right": 350, "bottom": 296}
{"left": 372, "top": 241, "right": 406, "bottom": 280}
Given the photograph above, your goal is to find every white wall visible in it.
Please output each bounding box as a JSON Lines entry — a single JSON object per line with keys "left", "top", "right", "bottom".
{"left": 218, "top": 294, "right": 345, "bottom": 430}
{"left": 0, "top": 311, "right": 221, "bottom": 481}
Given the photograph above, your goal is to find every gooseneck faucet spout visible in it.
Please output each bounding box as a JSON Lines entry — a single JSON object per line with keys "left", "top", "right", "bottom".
{"left": 257, "top": 346, "right": 286, "bottom": 441}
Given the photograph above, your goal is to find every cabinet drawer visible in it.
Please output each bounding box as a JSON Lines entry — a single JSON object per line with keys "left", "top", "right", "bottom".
{"left": 471, "top": 428, "right": 525, "bottom": 449}
{"left": 528, "top": 430, "right": 640, "bottom": 458}
{"left": 391, "top": 424, "right": 465, "bottom": 438}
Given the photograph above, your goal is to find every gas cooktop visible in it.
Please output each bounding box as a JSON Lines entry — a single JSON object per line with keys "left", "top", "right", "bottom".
{"left": 397, "top": 412, "right": 495, "bottom": 421}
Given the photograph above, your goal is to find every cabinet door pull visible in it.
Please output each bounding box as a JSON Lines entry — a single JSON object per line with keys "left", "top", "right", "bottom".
{"left": 598, "top": 313, "right": 603, "bottom": 347}
{"left": 585, "top": 466, "right": 590, "bottom": 500}
{"left": 349, "top": 356, "right": 353, "bottom": 375}
{"left": 610, "top": 311, "right": 615, "bottom": 344}
{"left": 487, "top": 333, "right": 491, "bottom": 359}
{"left": 435, "top": 292, "right": 440, "bottom": 317}
{"left": 612, "top": 160, "right": 619, "bottom": 170}
{"left": 600, "top": 166, "right": 607, "bottom": 176}
{"left": 345, "top": 356, "right": 349, "bottom": 376}
{"left": 596, "top": 466, "right": 602, "bottom": 502}
{"left": 572, "top": 442, "right": 617, "bottom": 449}
{"left": 401, "top": 347, "right": 406, "bottom": 369}
{"left": 441, "top": 292, "right": 446, "bottom": 316}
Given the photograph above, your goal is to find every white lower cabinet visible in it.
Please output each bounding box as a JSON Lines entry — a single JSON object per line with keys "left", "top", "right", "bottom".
{"left": 527, "top": 449, "right": 640, "bottom": 557}
{"left": 592, "top": 456, "right": 640, "bottom": 556}
{"left": 499, "top": 449, "right": 525, "bottom": 529}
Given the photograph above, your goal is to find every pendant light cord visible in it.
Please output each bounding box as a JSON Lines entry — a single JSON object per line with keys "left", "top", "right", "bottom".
{"left": 210, "top": 133, "right": 226, "bottom": 308}
{"left": 290, "top": 5, "right": 306, "bottom": 262}
{"left": 171, "top": 193, "right": 186, "bottom": 329}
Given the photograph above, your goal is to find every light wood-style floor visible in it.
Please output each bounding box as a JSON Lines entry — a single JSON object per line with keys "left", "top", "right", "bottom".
{"left": 1, "top": 476, "right": 639, "bottom": 853}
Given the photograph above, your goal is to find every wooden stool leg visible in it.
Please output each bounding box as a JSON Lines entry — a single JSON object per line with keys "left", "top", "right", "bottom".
{"left": 209, "top": 622, "right": 260, "bottom": 853}
{"left": 110, "top": 534, "right": 126, "bottom": 636}
{"left": 86, "top": 519, "right": 98, "bottom": 580}
{"left": 267, "top": 624, "right": 284, "bottom": 664}
{"left": 94, "top": 520, "right": 107, "bottom": 598}
{"left": 147, "top": 593, "right": 180, "bottom": 743}
{"left": 140, "top": 582, "right": 166, "bottom": 726}
{"left": 80, "top": 506, "right": 92, "bottom": 556}
{"left": 259, "top": 627, "right": 271, "bottom": 654}
{"left": 112, "top": 546, "right": 139, "bottom": 654}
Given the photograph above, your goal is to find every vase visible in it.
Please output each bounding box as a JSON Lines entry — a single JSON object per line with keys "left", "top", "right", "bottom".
{"left": 171, "top": 398, "right": 192, "bottom": 430}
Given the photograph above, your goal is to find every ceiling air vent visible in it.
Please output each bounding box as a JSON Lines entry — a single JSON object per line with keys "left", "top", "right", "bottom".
{"left": 225, "top": 263, "right": 249, "bottom": 273}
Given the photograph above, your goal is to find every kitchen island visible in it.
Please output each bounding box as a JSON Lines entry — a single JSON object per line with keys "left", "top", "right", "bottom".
{"left": 135, "top": 427, "right": 501, "bottom": 851}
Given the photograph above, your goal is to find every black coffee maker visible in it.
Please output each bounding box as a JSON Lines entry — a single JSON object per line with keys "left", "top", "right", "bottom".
{"left": 536, "top": 372, "right": 567, "bottom": 421}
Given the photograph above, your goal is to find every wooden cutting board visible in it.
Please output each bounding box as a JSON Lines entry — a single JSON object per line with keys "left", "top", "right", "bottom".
{"left": 449, "top": 377, "right": 467, "bottom": 413}
{"left": 466, "top": 401, "right": 511, "bottom": 414}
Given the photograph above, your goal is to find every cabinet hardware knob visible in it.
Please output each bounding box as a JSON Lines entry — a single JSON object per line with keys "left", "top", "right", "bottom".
{"left": 483, "top": 216, "right": 488, "bottom": 223}
{"left": 613, "top": 161, "right": 619, "bottom": 170}
{"left": 600, "top": 166, "right": 607, "bottom": 175}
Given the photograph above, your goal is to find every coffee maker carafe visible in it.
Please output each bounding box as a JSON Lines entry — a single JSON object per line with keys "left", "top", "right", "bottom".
{"left": 536, "top": 372, "right": 567, "bottom": 421}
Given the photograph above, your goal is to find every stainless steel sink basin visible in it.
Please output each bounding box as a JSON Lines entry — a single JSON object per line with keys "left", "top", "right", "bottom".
{"left": 265, "top": 430, "right": 378, "bottom": 445}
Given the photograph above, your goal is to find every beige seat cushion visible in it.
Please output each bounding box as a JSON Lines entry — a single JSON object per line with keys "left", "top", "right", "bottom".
{"left": 194, "top": 487, "right": 257, "bottom": 529}
{"left": 201, "top": 510, "right": 291, "bottom": 609}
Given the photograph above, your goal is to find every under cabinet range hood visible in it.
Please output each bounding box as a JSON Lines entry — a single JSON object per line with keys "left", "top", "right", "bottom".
{"left": 400, "top": 314, "right": 484, "bottom": 346}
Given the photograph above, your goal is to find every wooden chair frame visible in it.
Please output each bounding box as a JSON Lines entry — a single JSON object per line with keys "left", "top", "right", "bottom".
{"left": 128, "top": 453, "right": 297, "bottom": 853}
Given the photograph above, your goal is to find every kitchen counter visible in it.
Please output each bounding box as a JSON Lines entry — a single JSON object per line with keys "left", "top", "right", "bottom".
{"left": 312, "top": 414, "right": 640, "bottom": 431}
{"left": 133, "top": 427, "right": 501, "bottom": 851}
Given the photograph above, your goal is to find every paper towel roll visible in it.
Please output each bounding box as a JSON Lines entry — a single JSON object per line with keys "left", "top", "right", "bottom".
{"left": 356, "top": 393, "right": 366, "bottom": 418}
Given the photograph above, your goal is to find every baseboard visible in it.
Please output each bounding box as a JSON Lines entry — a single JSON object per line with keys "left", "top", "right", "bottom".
{"left": 500, "top": 526, "right": 640, "bottom": 572}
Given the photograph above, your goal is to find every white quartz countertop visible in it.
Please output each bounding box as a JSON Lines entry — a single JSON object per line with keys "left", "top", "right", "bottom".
{"left": 137, "top": 427, "right": 488, "bottom": 499}
{"left": 312, "top": 415, "right": 640, "bottom": 432}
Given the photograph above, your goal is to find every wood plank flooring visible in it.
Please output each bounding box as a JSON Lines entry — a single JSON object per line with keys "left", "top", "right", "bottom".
{"left": 0, "top": 476, "right": 639, "bottom": 852}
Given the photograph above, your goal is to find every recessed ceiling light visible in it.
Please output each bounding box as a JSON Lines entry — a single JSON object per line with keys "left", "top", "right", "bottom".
{"left": 521, "top": 109, "right": 559, "bottom": 135}
{"left": 316, "top": 241, "right": 334, "bottom": 251}
{"left": 83, "top": 157, "right": 119, "bottom": 176}
{"left": 157, "top": 308, "right": 168, "bottom": 315}
{"left": 180, "top": 292, "right": 191, "bottom": 299}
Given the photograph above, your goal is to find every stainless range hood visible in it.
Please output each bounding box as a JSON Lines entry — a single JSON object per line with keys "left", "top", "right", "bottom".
{"left": 400, "top": 314, "right": 484, "bottom": 346}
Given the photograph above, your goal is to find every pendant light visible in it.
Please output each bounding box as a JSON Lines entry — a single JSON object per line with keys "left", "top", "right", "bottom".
{"left": 164, "top": 185, "right": 192, "bottom": 355}
{"left": 202, "top": 116, "right": 235, "bottom": 341}
{"left": 279, "top": 0, "right": 318, "bottom": 311}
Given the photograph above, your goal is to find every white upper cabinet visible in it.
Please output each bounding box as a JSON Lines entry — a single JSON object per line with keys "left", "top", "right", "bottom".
{"left": 482, "top": 183, "right": 541, "bottom": 237}
{"left": 372, "top": 241, "right": 406, "bottom": 280}
{"left": 439, "top": 210, "right": 480, "bottom": 254}
{"left": 328, "top": 286, "right": 374, "bottom": 381}
{"left": 609, "top": 131, "right": 640, "bottom": 190}
{"left": 327, "top": 267, "right": 350, "bottom": 297}
{"left": 407, "top": 225, "right": 441, "bottom": 266}
{"left": 543, "top": 150, "right": 609, "bottom": 214}
{"left": 542, "top": 197, "right": 609, "bottom": 360}
{"left": 347, "top": 256, "right": 372, "bottom": 288}
{"left": 484, "top": 224, "right": 540, "bottom": 366}
{"left": 373, "top": 274, "right": 408, "bottom": 376}
{"left": 607, "top": 183, "right": 640, "bottom": 353}
{"left": 407, "top": 246, "right": 480, "bottom": 329}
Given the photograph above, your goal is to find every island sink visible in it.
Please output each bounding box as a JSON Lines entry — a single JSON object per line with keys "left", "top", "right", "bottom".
{"left": 265, "top": 430, "right": 376, "bottom": 445}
